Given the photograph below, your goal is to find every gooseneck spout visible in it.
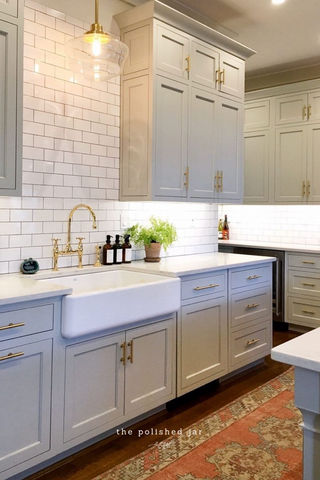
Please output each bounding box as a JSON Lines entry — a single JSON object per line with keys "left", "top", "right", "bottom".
{"left": 65, "top": 204, "right": 97, "bottom": 252}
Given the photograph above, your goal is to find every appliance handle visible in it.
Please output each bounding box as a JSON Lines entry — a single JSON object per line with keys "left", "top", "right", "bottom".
{"left": 275, "top": 258, "right": 281, "bottom": 317}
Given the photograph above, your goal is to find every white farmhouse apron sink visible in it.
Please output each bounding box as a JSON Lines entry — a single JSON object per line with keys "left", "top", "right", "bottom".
{"left": 40, "top": 270, "right": 181, "bottom": 338}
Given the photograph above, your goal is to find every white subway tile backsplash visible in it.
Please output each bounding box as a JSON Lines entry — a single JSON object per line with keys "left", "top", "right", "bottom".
{"left": 0, "top": 2, "right": 218, "bottom": 274}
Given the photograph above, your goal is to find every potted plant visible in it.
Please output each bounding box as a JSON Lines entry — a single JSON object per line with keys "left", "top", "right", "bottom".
{"left": 124, "top": 216, "right": 177, "bottom": 262}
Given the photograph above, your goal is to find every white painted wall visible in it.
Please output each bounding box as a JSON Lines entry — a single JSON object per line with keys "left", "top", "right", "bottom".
{"left": 0, "top": 1, "right": 217, "bottom": 275}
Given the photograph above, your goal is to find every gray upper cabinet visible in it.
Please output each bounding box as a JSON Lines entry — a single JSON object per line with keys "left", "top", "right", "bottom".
{"left": 0, "top": 0, "right": 23, "bottom": 196}
{"left": 115, "top": 1, "right": 254, "bottom": 203}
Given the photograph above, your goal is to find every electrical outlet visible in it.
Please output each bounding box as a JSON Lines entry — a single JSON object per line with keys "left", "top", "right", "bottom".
{"left": 120, "top": 214, "right": 131, "bottom": 229}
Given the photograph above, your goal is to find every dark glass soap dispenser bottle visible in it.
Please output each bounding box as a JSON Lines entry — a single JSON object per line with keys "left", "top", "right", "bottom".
{"left": 122, "top": 234, "right": 132, "bottom": 263}
{"left": 113, "top": 234, "right": 122, "bottom": 264}
{"left": 103, "top": 235, "right": 113, "bottom": 265}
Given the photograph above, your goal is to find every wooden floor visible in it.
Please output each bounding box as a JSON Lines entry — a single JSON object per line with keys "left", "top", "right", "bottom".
{"left": 27, "top": 328, "right": 300, "bottom": 480}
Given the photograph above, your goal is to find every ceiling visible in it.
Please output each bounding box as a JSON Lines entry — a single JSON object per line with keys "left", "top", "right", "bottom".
{"left": 124, "top": 0, "right": 320, "bottom": 80}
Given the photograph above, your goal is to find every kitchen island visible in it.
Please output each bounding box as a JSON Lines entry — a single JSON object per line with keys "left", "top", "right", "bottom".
{"left": 272, "top": 330, "right": 320, "bottom": 480}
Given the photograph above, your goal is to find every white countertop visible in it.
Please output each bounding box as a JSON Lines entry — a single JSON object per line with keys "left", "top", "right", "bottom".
{"left": 219, "top": 239, "right": 320, "bottom": 253}
{"left": 0, "top": 276, "right": 72, "bottom": 306}
{"left": 272, "top": 328, "right": 320, "bottom": 373}
{"left": 0, "top": 252, "right": 275, "bottom": 305}
{"left": 123, "top": 252, "right": 275, "bottom": 277}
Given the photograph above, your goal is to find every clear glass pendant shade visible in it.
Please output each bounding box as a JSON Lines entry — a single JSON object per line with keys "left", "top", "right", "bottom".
{"left": 65, "top": 0, "right": 129, "bottom": 82}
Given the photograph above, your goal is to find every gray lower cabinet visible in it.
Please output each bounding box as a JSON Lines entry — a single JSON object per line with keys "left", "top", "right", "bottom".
{"left": 0, "top": 337, "right": 52, "bottom": 474}
{"left": 63, "top": 317, "right": 176, "bottom": 443}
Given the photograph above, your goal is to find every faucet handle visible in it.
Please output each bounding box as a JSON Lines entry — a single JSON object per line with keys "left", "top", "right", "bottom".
{"left": 76, "top": 237, "right": 85, "bottom": 244}
{"left": 52, "top": 238, "right": 61, "bottom": 247}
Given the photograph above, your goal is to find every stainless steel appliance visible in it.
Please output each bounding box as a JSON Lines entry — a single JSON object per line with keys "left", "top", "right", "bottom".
{"left": 219, "top": 244, "right": 286, "bottom": 329}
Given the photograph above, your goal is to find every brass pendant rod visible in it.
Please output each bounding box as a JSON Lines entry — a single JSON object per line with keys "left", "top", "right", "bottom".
{"left": 95, "top": 0, "right": 99, "bottom": 25}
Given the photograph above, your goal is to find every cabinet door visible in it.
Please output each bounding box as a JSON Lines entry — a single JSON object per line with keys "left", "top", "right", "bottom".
{"left": 308, "top": 91, "right": 320, "bottom": 122}
{"left": 275, "top": 126, "right": 308, "bottom": 202}
{"left": 244, "top": 100, "right": 270, "bottom": 131}
{"left": 188, "top": 88, "right": 218, "bottom": 199}
{"left": 191, "top": 40, "right": 220, "bottom": 91}
{"left": 64, "top": 333, "right": 125, "bottom": 442}
{"left": 219, "top": 51, "right": 244, "bottom": 100}
{"left": 0, "top": 0, "right": 17, "bottom": 17}
{"left": 0, "top": 339, "right": 52, "bottom": 473}
{"left": 154, "top": 76, "right": 188, "bottom": 198}
{"left": 275, "top": 93, "right": 308, "bottom": 125}
{"left": 123, "top": 25, "right": 150, "bottom": 76}
{"left": 180, "top": 298, "right": 228, "bottom": 394}
{"left": 121, "top": 75, "right": 150, "bottom": 198}
{"left": 125, "top": 318, "right": 175, "bottom": 414}
{"left": 156, "top": 23, "right": 189, "bottom": 81}
{"left": 218, "top": 98, "right": 243, "bottom": 202}
{"left": 307, "top": 125, "right": 320, "bottom": 202}
{"left": 0, "top": 20, "right": 18, "bottom": 193}
{"left": 244, "top": 131, "right": 269, "bottom": 203}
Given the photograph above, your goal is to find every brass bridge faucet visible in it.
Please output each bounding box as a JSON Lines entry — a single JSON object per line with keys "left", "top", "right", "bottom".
{"left": 52, "top": 204, "right": 97, "bottom": 271}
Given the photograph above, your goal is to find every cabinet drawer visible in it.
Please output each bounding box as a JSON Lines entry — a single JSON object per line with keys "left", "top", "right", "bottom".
{"left": 230, "top": 287, "right": 271, "bottom": 329}
{"left": 287, "top": 296, "right": 320, "bottom": 328}
{"left": 288, "top": 253, "right": 320, "bottom": 270}
{"left": 0, "top": 304, "right": 54, "bottom": 342}
{"left": 230, "top": 320, "right": 271, "bottom": 369}
{"left": 230, "top": 264, "right": 272, "bottom": 290}
{"left": 288, "top": 269, "right": 320, "bottom": 297}
{"left": 181, "top": 272, "right": 226, "bottom": 301}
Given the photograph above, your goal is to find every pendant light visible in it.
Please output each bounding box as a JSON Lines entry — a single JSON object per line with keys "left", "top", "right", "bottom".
{"left": 65, "top": 0, "right": 129, "bottom": 82}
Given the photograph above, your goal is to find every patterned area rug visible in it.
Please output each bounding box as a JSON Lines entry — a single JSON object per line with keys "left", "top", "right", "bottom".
{"left": 94, "top": 368, "right": 302, "bottom": 480}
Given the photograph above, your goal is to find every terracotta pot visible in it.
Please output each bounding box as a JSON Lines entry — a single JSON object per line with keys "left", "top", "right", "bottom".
{"left": 144, "top": 242, "right": 161, "bottom": 262}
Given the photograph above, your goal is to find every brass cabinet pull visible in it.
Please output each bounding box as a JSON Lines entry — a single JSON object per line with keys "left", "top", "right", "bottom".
{"left": 308, "top": 105, "right": 312, "bottom": 118}
{"left": 220, "top": 68, "right": 225, "bottom": 85}
{"left": 0, "top": 322, "right": 25, "bottom": 331}
{"left": 307, "top": 181, "right": 311, "bottom": 198}
{"left": 215, "top": 69, "right": 220, "bottom": 83}
{"left": 120, "top": 342, "right": 126, "bottom": 366}
{"left": 302, "top": 309, "right": 315, "bottom": 315}
{"left": 0, "top": 351, "right": 24, "bottom": 362}
{"left": 184, "top": 166, "right": 189, "bottom": 190}
{"left": 247, "top": 275, "right": 262, "bottom": 280}
{"left": 302, "top": 261, "right": 315, "bottom": 265}
{"left": 220, "top": 170, "right": 223, "bottom": 192}
{"left": 303, "top": 105, "right": 307, "bottom": 118}
{"left": 194, "top": 283, "right": 219, "bottom": 291}
{"left": 185, "top": 55, "right": 190, "bottom": 73}
{"left": 302, "top": 282, "right": 316, "bottom": 287}
{"left": 246, "top": 303, "right": 260, "bottom": 309}
{"left": 127, "top": 340, "right": 133, "bottom": 364}
{"left": 303, "top": 181, "right": 306, "bottom": 196}
{"left": 246, "top": 339, "right": 260, "bottom": 347}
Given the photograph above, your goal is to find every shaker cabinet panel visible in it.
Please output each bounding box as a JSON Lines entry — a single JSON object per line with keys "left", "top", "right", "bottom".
{"left": 309, "top": 91, "right": 320, "bottom": 122}
{"left": 154, "top": 76, "right": 188, "bottom": 197}
{"left": 244, "top": 100, "right": 270, "bottom": 131}
{"left": 0, "top": 339, "right": 52, "bottom": 473}
{"left": 188, "top": 87, "right": 218, "bottom": 199}
{"left": 123, "top": 25, "right": 150, "bottom": 75}
{"left": 0, "top": 20, "right": 18, "bottom": 192}
{"left": 275, "top": 94, "right": 308, "bottom": 125}
{"left": 191, "top": 40, "right": 219, "bottom": 91}
{"left": 180, "top": 298, "right": 228, "bottom": 392}
{"left": 0, "top": 0, "right": 17, "bottom": 17}
{"left": 156, "top": 23, "right": 189, "bottom": 81}
{"left": 244, "top": 131, "right": 269, "bottom": 203}
{"left": 218, "top": 98, "right": 243, "bottom": 202}
{"left": 125, "top": 319, "right": 175, "bottom": 414}
{"left": 307, "top": 125, "right": 320, "bottom": 202}
{"left": 274, "top": 126, "right": 308, "bottom": 202}
{"left": 121, "top": 75, "right": 150, "bottom": 198}
{"left": 219, "top": 51, "right": 244, "bottom": 100}
{"left": 64, "top": 333, "right": 125, "bottom": 442}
